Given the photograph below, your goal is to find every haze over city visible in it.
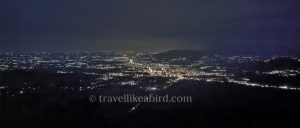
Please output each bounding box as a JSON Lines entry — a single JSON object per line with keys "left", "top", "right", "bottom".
{"left": 1, "top": 0, "right": 300, "bottom": 53}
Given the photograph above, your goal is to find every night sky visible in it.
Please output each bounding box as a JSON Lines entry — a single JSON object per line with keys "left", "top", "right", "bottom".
{"left": 1, "top": 0, "right": 300, "bottom": 53}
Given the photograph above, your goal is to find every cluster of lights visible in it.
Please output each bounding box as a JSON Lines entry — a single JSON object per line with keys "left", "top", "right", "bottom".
{"left": 228, "top": 79, "right": 300, "bottom": 91}
{"left": 0, "top": 52, "right": 300, "bottom": 95}
{"left": 263, "top": 70, "right": 300, "bottom": 77}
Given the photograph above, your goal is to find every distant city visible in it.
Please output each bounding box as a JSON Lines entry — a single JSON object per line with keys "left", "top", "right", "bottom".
{"left": 2, "top": 0, "right": 300, "bottom": 127}
{"left": 1, "top": 51, "right": 300, "bottom": 97}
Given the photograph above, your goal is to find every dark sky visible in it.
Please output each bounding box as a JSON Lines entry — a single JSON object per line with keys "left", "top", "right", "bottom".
{"left": 1, "top": 0, "right": 300, "bottom": 52}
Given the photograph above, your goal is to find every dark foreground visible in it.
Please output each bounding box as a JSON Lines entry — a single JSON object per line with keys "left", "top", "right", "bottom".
{"left": 1, "top": 80, "right": 299, "bottom": 128}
